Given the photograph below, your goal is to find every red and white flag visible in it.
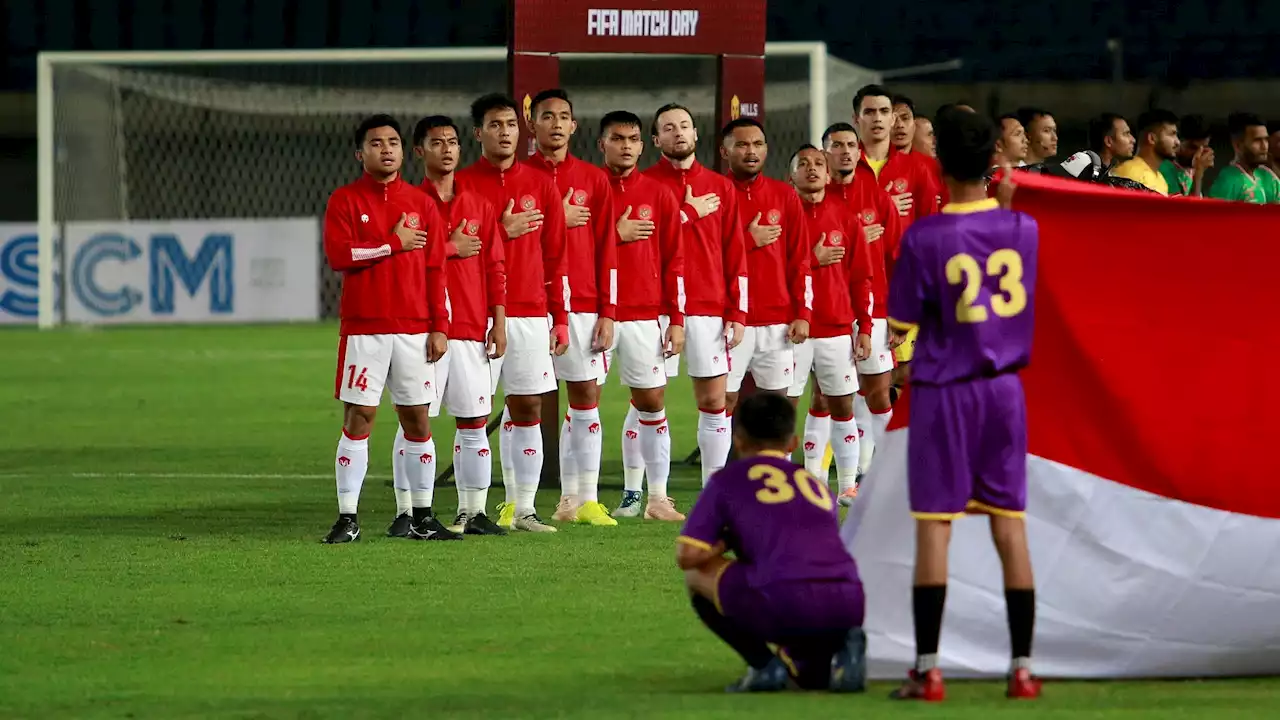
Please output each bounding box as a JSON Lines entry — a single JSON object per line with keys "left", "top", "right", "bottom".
{"left": 843, "top": 173, "right": 1280, "bottom": 678}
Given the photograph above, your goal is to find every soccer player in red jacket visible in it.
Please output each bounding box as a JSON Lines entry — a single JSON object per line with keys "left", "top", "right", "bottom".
{"left": 396, "top": 115, "right": 509, "bottom": 537}
{"left": 320, "top": 114, "right": 450, "bottom": 544}
{"left": 596, "top": 110, "right": 688, "bottom": 523}
{"left": 787, "top": 145, "right": 873, "bottom": 506}
{"left": 642, "top": 103, "right": 749, "bottom": 487}
{"left": 523, "top": 89, "right": 619, "bottom": 526}
{"left": 823, "top": 121, "right": 901, "bottom": 480}
{"left": 457, "top": 93, "right": 569, "bottom": 533}
{"left": 720, "top": 118, "right": 813, "bottom": 412}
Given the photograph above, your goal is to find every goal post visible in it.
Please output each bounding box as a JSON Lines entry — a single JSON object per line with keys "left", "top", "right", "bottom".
{"left": 34, "top": 42, "right": 877, "bottom": 328}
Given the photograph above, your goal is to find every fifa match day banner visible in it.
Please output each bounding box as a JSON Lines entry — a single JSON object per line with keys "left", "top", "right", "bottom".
{"left": 844, "top": 174, "right": 1280, "bottom": 679}
{"left": 2, "top": 219, "right": 320, "bottom": 325}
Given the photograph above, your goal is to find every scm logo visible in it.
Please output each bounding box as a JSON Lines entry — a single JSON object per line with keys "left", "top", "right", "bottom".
{"left": 71, "top": 232, "right": 234, "bottom": 317}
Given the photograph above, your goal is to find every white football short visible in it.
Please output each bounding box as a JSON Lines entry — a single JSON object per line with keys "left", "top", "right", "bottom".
{"left": 553, "top": 311, "right": 608, "bottom": 383}
{"left": 428, "top": 339, "right": 496, "bottom": 419}
{"left": 856, "top": 317, "right": 895, "bottom": 376}
{"left": 493, "top": 316, "right": 557, "bottom": 396}
{"left": 789, "top": 335, "right": 859, "bottom": 398}
{"left": 335, "top": 333, "right": 433, "bottom": 407}
{"left": 727, "top": 323, "right": 794, "bottom": 393}
{"left": 606, "top": 318, "right": 668, "bottom": 389}
{"left": 677, "top": 315, "right": 732, "bottom": 379}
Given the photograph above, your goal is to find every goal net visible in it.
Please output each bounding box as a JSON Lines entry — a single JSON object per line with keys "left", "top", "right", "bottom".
{"left": 40, "top": 46, "right": 877, "bottom": 322}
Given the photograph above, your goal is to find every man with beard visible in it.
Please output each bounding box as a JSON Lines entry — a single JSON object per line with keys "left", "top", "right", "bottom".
{"left": 1015, "top": 107, "right": 1058, "bottom": 167}
{"left": 523, "top": 88, "right": 620, "bottom": 526}
{"left": 1088, "top": 113, "right": 1135, "bottom": 171}
{"left": 719, "top": 117, "right": 813, "bottom": 417}
{"left": 1159, "top": 114, "right": 1214, "bottom": 197}
{"left": 1210, "top": 113, "right": 1280, "bottom": 203}
{"left": 1113, "top": 109, "right": 1179, "bottom": 196}
{"left": 638, "top": 103, "right": 748, "bottom": 490}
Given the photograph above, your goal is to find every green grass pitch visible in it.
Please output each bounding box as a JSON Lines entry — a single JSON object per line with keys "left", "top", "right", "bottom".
{"left": 1, "top": 323, "right": 1275, "bottom": 719}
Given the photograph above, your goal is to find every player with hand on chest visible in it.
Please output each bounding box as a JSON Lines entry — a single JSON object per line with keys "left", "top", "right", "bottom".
{"left": 457, "top": 93, "right": 568, "bottom": 533}
{"left": 720, "top": 118, "right": 813, "bottom": 415}
{"left": 521, "top": 89, "right": 621, "bottom": 525}
{"left": 785, "top": 145, "right": 873, "bottom": 506}
{"left": 822, "top": 122, "right": 900, "bottom": 481}
{"left": 320, "top": 115, "right": 450, "bottom": 544}
{"left": 642, "top": 103, "right": 749, "bottom": 487}
{"left": 595, "top": 110, "right": 688, "bottom": 522}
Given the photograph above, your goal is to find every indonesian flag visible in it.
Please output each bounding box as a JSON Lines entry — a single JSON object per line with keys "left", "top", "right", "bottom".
{"left": 842, "top": 173, "right": 1280, "bottom": 678}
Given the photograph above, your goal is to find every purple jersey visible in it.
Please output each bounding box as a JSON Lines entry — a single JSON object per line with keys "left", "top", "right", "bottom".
{"left": 678, "top": 452, "right": 860, "bottom": 588}
{"left": 888, "top": 198, "right": 1038, "bottom": 385}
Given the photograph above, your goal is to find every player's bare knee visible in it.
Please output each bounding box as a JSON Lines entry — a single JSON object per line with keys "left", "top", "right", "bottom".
{"left": 810, "top": 388, "right": 829, "bottom": 414}
{"left": 864, "top": 373, "right": 893, "bottom": 411}
{"left": 692, "top": 377, "right": 727, "bottom": 412}
{"left": 394, "top": 404, "right": 430, "bottom": 438}
{"left": 566, "top": 380, "right": 598, "bottom": 408}
{"left": 725, "top": 392, "right": 739, "bottom": 416}
{"left": 342, "top": 404, "right": 377, "bottom": 436}
{"left": 826, "top": 394, "right": 855, "bottom": 418}
{"left": 505, "top": 394, "right": 542, "bottom": 422}
{"left": 631, "top": 387, "right": 664, "bottom": 414}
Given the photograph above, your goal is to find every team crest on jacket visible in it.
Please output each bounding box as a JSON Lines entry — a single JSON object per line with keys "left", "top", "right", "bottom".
{"left": 406, "top": 212, "right": 421, "bottom": 228}
{"left": 861, "top": 209, "right": 876, "bottom": 224}
{"left": 467, "top": 221, "right": 480, "bottom": 235}
{"left": 892, "top": 178, "right": 908, "bottom": 193}
{"left": 520, "top": 195, "right": 537, "bottom": 211}
{"left": 767, "top": 209, "right": 781, "bottom": 224}
{"left": 573, "top": 190, "right": 588, "bottom": 205}
{"left": 637, "top": 204, "right": 653, "bottom": 219}
{"left": 829, "top": 230, "right": 843, "bottom": 245}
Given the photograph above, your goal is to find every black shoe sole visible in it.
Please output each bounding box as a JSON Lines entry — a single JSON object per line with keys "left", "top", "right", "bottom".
{"left": 321, "top": 533, "right": 360, "bottom": 544}
{"left": 409, "top": 532, "right": 463, "bottom": 541}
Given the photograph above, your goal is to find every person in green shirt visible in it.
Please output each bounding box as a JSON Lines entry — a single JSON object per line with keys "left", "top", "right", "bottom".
{"left": 1208, "top": 113, "right": 1280, "bottom": 204}
{"left": 1159, "top": 114, "right": 1214, "bottom": 197}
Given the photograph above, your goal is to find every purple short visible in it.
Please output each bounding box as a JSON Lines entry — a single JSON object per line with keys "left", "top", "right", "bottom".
{"left": 908, "top": 373, "right": 1028, "bottom": 518}
{"left": 716, "top": 562, "right": 865, "bottom": 641}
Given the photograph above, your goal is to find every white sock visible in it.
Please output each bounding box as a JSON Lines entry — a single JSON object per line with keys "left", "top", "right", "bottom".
{"left": 403, "top": 433, "right": 436, "bottom": 511}
{"left": 802, "top": 410, "right": 832, "bottom": 478}
{"left": 335, "top": 430, "right": 370, "bottom": 515}
{"left": 570, "top": 405, "right": 603, "bottom": 503}
{"left": 456, "top": 423, "right": 492, "bottom": 515}
{"left": 697, "top": 408, "right": 731, "bottom": 486}
{"left": 854, "top": 393, "right": 875, "bottom": 474}
{"left": 622, "top": 403, "right": 644, "bottom": 492}
{"left": 559, "top": 414, "right": 580, "bottom": 498}
{"left": 869, "top": 406, "right": 893, "bottom": 471}
{"left": 511, "top": 421, "right": 543, "bottom": 517}
{"left": 500, "top": 406, "right": 516, "bottom": 504}
{"left": 472, "top": 488, "right": 490, "bottom": 516}
{"left": 452, "top": 438, "right": 467, "bottom": 514}
{"left": 392, "top": 425, "right": 411, "bottom": 515}
{"left": 638, "top": 409, "right": 671, "bottom": 500}
{"left": 831, "top": 414, "right": 860, "bottom": 492}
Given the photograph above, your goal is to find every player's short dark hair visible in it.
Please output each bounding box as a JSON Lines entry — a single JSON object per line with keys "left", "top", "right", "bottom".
{"left": 470, "top": 93, "right": 519, "bottom": 128}
{"left": 600, "top": 110, "right": 642, "bottom": 135}
{"left": 892, "top": 94, "right": 915, "bottom": 113}
{"left": 354, "top": 114, "right": 401, "bottom": 149}
{"left": 936, "top": 110, "right": 998, "bottom": 183}
{"left": 1088, "top": 113, "right": 1127, "bottom": 154}
{"left": 412, "top": 115, "right": 459, "bottom": 147}
{"left": 821, "top": 122, "right": 857, "bottom": 146}
{"left": 1015, "top": 107, "right": 1052, "bottom": 131}
{"left": 720, "top": 117, "right": 765, "bottom": 142}
{"left": 1134, "top": 109, "right": 1179, "bottom": 144}
{"left": 651, "top": 102, "right": 695, "bottom": 137}
{"left": 1179, "top": 114, "right": 1211, "bottom": 142}
{"left": 531, "top": 88, "right": 573, "bottom": 118}
{"left": 789, "top": 143, "right": 821, "bottom": 168}
{"left": 852, "top": 84, "right": 892, "bottom": 114}
{"left": 996, "top": 112, "right": 1020, "bottom": 127}
{"left": 1227, "top": 111, "right": 1266, "bottom": 139}
{"left": 734, "top": 392, "right": 796, "bottom": 447}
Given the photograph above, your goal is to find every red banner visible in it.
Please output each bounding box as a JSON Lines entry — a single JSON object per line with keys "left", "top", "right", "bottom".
{"left": 512, "top": 0, "right": 766, "bottom": 56}
{"left": 1010, "top": 173, "right": 1280, "bottom": 518}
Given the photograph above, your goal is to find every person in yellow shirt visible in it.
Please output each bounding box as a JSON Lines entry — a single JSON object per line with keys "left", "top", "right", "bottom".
{"left": 1111, "top": 109, "right": 1179, "bottom": 196}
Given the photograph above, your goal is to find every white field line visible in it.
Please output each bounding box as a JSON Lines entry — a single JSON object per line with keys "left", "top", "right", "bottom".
{"left": 0, "top": 472, "right": 391, "bottom": 479}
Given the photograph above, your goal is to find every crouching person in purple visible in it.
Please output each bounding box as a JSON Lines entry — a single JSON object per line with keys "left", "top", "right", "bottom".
{"left": 676, "top": 392, "right": 867, "bottom": 693}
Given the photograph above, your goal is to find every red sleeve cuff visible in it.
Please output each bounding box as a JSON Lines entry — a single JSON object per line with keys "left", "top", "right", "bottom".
{"left": 725, "top": 310, "right": 746, "bottom": 326}
{"left": 669, "top": 312, "right": 685, "bottom": 327}
{"left": 681, "top": 203, "right": 698, "bottom": 224}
